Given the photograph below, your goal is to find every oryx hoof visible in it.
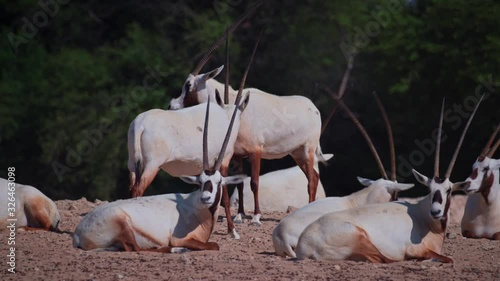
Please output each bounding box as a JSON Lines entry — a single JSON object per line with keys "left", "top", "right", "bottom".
{"left": 171, "top": 247, "right": 191, "bottom": 254}
{"left": 250, "top": 214, "right": 262, "bottom": 226}
{"left": 234, "top": 213, "right": 244, "bottom": 224}
{"left": 231, "top": 229, "right": 240, "bottom": 240}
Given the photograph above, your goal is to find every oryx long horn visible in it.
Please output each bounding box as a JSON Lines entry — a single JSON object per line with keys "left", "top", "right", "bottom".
{"left": 372, "top": 92, "right": 396, "bottom": 181}
{"left": 202, "top": 97, "right": 211, "bottom": 170}
{"left": 191, "top": 2, "right": 263, "bottom": 75}
{"left": 321, "top": 57, "right": 355, "bottom": 134}
{"left": 487, "top": 138, "right": 500, "bottom": 158}
{"left": 331, "top": 92, "right": 388, "bottom": 180}
{"left": 435, "top": 99, "right": 445, "bottom": 178}
{"left": 214, "top": 92, "right": 249, "bottom": 171}
{"left": 224, "top": 25, "right": 230, "bottom": 104}
{"left": 444, "top": 94, "right": 485, "bottom": 178}
{"left": 234, "top": 28, "right": 264, "bottom": 105}
{"left": 481, "top": 124, "right": 500, "bottom": 158}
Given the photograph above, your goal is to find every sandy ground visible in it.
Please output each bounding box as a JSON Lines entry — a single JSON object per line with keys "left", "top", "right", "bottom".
{"left": 1, "top": 198, "right": 499, "bottom": 281}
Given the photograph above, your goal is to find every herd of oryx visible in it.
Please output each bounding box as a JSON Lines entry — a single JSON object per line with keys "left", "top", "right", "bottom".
{"left": 1, "top": 7, "right": 499, "bottom": 264}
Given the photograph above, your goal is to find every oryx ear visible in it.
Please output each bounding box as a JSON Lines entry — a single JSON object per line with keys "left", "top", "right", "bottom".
{"left": 387, "top": 182, "right": 414, "bottom": 192}
{"left": 222, "top": 174, "right": 247, "bottom": 185}
{"left": 357, "top": 177, "right": 374, "bottom": 187}
{"left": 323, "top": 154, "right": 334, "bottom": 161}
{"left": 179, "top": 176, "right": 200, "bottom": 185}
{"left": 238, "top": 91, "right": 250, "bottom": 112}
{"left": 452, "top": 181, "right": 471, "bottom": 193}
{"left": 215, "top": 89, "right": 224, "bottom": 107}
{"left": 491, "top": 159, "right": 500, "bottom": 170}
{"left": 202, "top": 66, "right": 224, "bottom": 82}
{"left": 412, "top": 169, "right": 430, "bottom": 187}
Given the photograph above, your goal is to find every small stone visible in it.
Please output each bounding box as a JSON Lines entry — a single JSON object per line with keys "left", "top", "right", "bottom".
{"left": 446, "top": 233, "right": 457, "bottom": 239}
{"left": 334, "top": 265, "right": 341, "bottom": 271}
{"left": 482, "top": 244, "right": 496, "bottom": 251}
{"left": 286, "top": 206, "right": 298, "bottom": 213}
{"left": 116, "top": 273, "right": 124, "bottom": 279}
{"left": 68, "top": 204, "right": 77, "bottom": 210}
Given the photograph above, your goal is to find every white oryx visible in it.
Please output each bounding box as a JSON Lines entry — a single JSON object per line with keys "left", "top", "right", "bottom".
{"left": 461, "top": 125, "right": 500, "bottom": 240}
{"left": 230, "top": 154, "right": 334, "bottom": 213}
{"left": 295, "top": 97, "right": 482, "bottom": 262}
{"left": 272, "top": 94, "right": 414, "bottom": 258}
{"left": 73, "top": 97, "right": 247, "bottom": 252}
{"left": 169, "top": 27, "right": 325, "bottom": 238}
{"left": 127, "top": 31, "right": 259, "bottom": 199}
{"left": 0, "top": 178, "right": 61, "bottom": 231}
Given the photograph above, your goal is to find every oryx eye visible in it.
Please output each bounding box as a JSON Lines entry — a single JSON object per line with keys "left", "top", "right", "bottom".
{"left": 185, "top": 82, "right": 191, "bottom": 92}
{"left": 446, "top": 189, "right": 451, "bottom": 195}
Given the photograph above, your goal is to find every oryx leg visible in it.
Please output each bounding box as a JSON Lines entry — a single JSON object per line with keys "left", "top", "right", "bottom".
{"left": 129, "top": 166, "right": 160, "bottom": 198}
{"left": 249, "top": 150, "right": 262, "bottom": 226}
{"left": 172, "top": 238, "right": 220, "bottom": 251}
{"left": 421, "top": 249, "right": 453, "bottom": 263}
{"left": 292, "top": 146, "right": 319, "bottom": 203}
{"left": 221, "top": 164, "right": 240, "bottom": 239}
{"left": 492, "top": 232, "right": 500, "bottom": 240}
{"left": 233, "top": 156, "right": 246, "bottom": 224}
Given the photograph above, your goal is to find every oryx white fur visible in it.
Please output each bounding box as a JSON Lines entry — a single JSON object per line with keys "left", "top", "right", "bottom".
{"left": 72, "top": 172, "right": 245, "bottom": 251}
{"left": 0, "top": 178, "right": 61, "bottom": 231}
{"left": 74, "top": 98, "right": 247, "bottom": 251}
{"left": 461, "top": 156, "right": 500, "bottom": 239}
{"left": 230, "top": 154, "right": 333, "bottom": 213}
{"left": 295, "top": 172, "right": 471, "bottom": 262}
{"left": 170, "top": 73, "right": 326, "bottom": 227}
{"left": 272, "top": 177, "right": 413, "bottom": 258}
{"left": 295, "top": 97, "right": 481, "bottom": 262}
{"left": 128, "top": 97, "right": 246, "bottom": 197}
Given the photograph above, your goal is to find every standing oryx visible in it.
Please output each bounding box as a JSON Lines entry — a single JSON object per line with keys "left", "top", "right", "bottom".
{"left": 169, "top": 26, "right": 326, "bottom": 238}
{"left": 127, "top": 31, "right": 258, "bottom": 200}
{"left": 461, "top": 125, "right": 500, "bottom": 240}
{"left": 73, "top": 96, "right": 248, "bottom": 252}
{"left": 296, "top": 97, "right": 482, "bottom": 262}
{"left": 272, "top": 93, "right": 414, "bottom": 258}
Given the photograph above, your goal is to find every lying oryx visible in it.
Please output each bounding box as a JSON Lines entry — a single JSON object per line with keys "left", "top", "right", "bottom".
{"left": 230, "top": 154, "right": 334, "bottom": 213}
{"left": 73, "top": 97, "right": 248, "bottom": 252}
{"left": 296, "top": 97, "right": 482, "bottom": 262}
{"left": 272, "top": 94, "right": 413, "bottom": 258}
{"left": 461, "top": 125, "right": 500, "bottom": 240}
{"left": 0, "top": 178, "right": 61, "bottom": 231}
{"left": 169, "top": 27, "right": 326, "bottom": 239}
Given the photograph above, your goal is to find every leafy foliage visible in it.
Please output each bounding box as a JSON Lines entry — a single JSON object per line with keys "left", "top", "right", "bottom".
{"left": 0, "top": 0, "right": 498, "bottom": 200}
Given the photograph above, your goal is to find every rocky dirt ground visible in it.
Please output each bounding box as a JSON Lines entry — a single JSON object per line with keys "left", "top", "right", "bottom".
{"left": 1, "top": 198, "right": 499, "bottom": 281}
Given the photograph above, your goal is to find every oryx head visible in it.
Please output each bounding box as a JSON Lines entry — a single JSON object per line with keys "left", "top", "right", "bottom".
{"left": 412, "top": 97, "right": 483, "bottom": 220}
{"left": 465, "top": 125, "right": 500, "bottom": 202}
{"left": 168, "top": 4, "right": 261, "bottom": 110}
{"left": 169, "top": 66, "right": 225, "bottom": 110}
{"left": 179, "top": 95, "right": 248, "bottom": 207}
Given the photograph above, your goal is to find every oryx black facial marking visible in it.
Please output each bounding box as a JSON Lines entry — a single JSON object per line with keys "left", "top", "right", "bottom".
{"left": 432, "top": 190, "right": 443, "bottom": 204}
{"left": 479, "top": 171, "right": 495, "bottom": 204}
{"left": 184, "top": 81, "right": 199, "bottom": 108}
{"left": 470, "top": 168, "right": 479, "bottom": 180}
